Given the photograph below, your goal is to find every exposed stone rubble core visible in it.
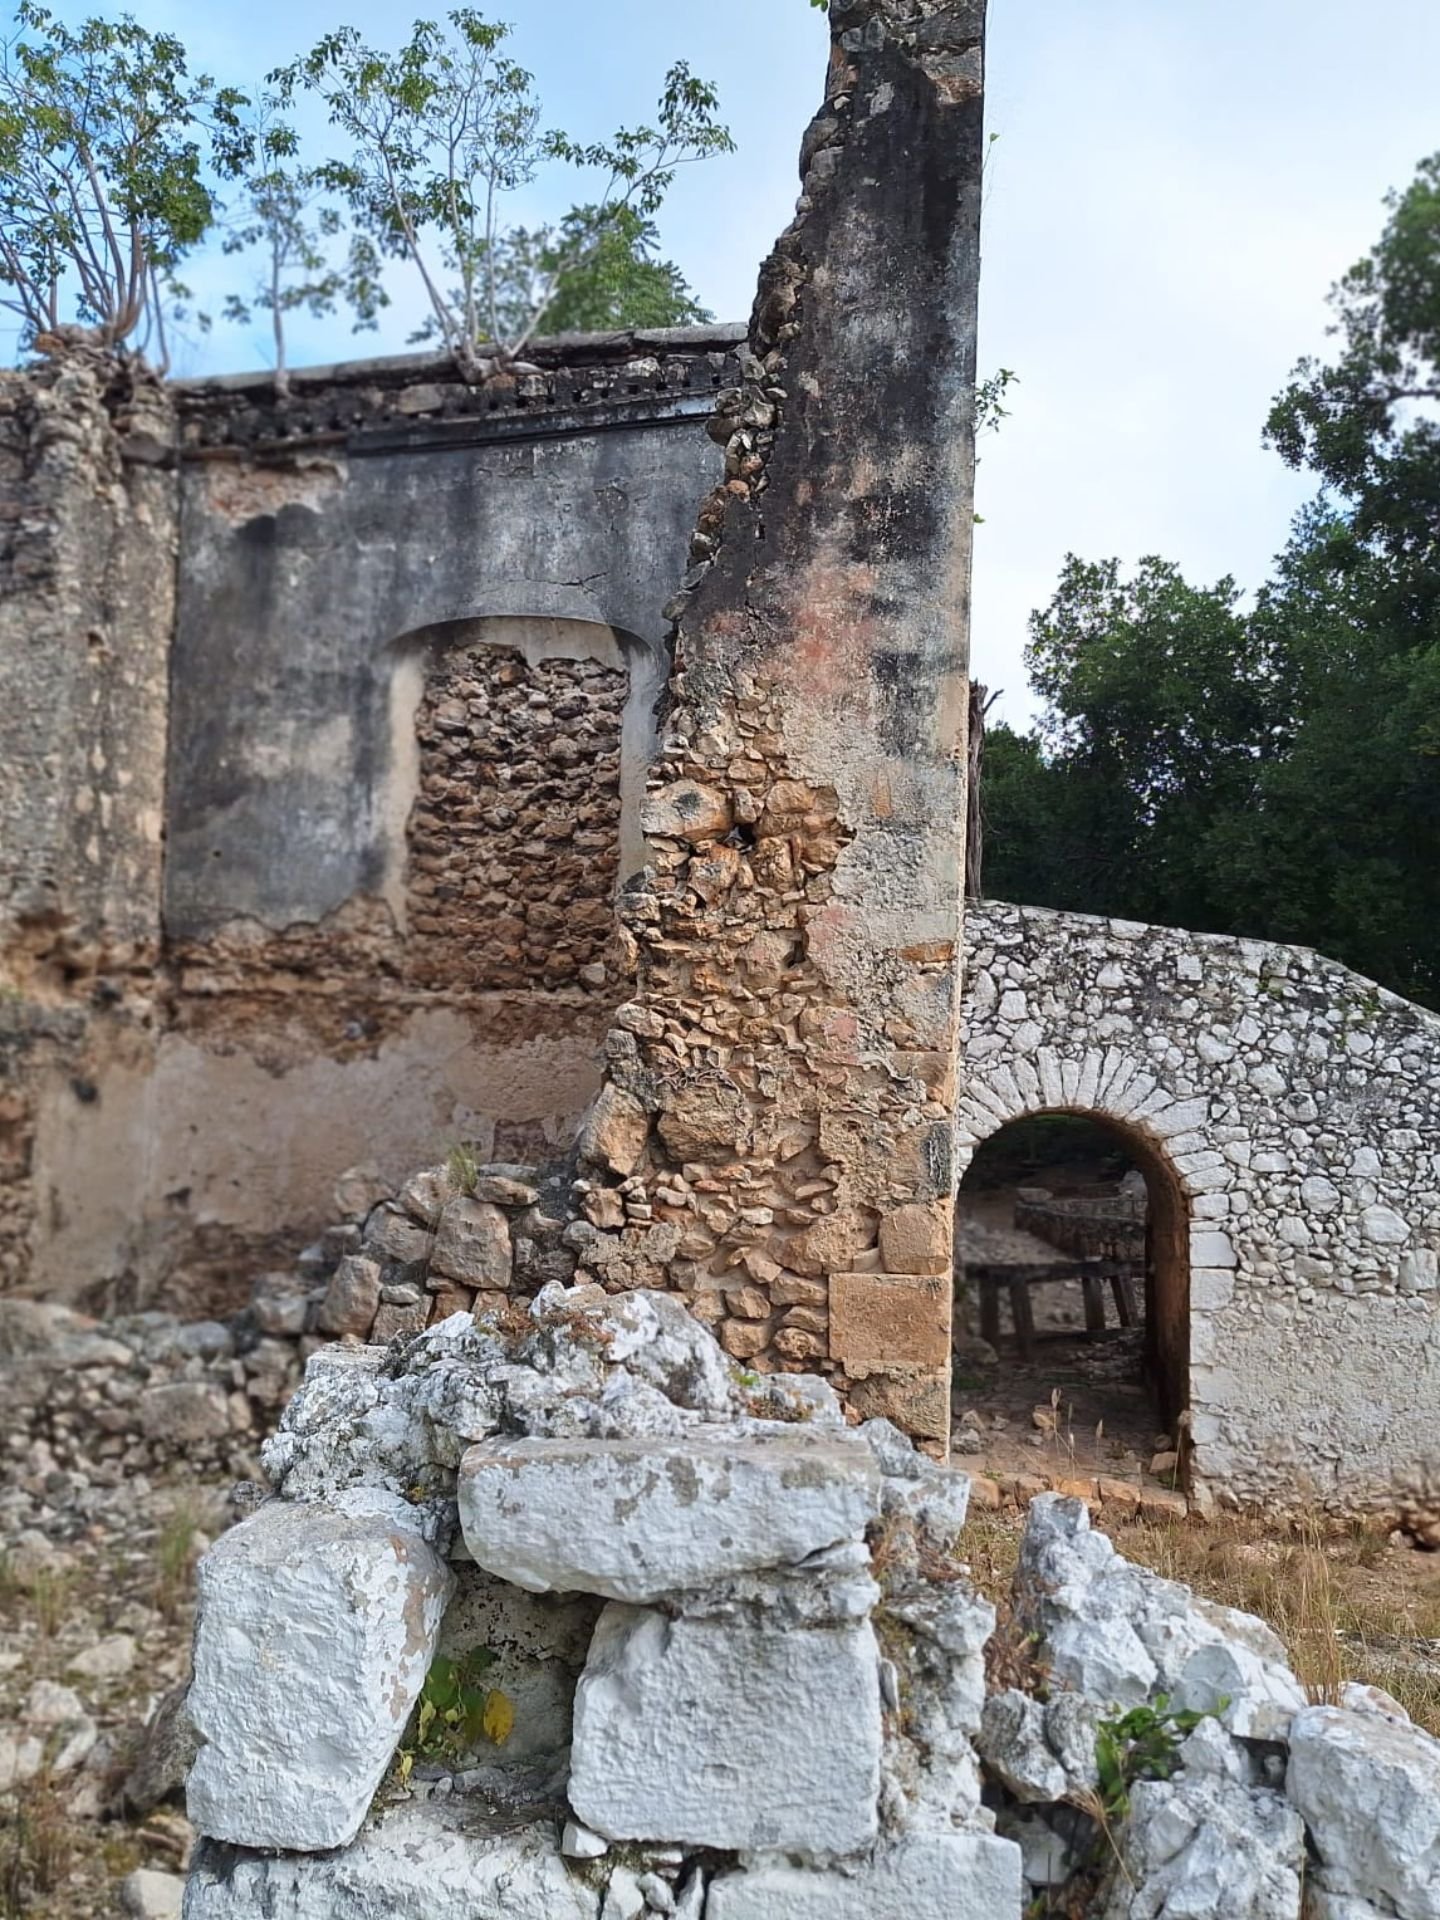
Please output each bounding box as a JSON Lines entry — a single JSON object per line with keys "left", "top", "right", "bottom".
{"left": 181, "top": 1285, "right": 1020, "bottom": 1915}
{"left": 961, "top": 902, "right": 1440, "bottom": 1505}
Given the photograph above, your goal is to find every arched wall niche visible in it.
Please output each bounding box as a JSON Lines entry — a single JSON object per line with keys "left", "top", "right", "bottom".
{"left": 379, "top": 613, "right": 663, "bottom": 965}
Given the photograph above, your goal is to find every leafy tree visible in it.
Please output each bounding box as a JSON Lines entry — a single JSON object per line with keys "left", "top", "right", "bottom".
{"left": 1210, "top": 514, "right": 1440, "bottom": 1004}
{"left": 0, "top": 2, "right": 246, "bottom": 366}
{"left": 984, "top": 162, "right": 1440, "bottom": 1003}
{"left": 993, "top": 556, "right": 1283, "bottom": 931}
{"left": 220, "top": 96, "right": 383, "bottom": 391}
{"left": 483, "top": 205, "right": 709, "bottom": 339}
{"left": 274, "top": 11, "right": 730, "bottom": 377}
{"left": 985, "top": 152, "right": 1440, "bottom": 1007}
{"left": 1267, "top": 152, "right": 1440, "bottom": 561}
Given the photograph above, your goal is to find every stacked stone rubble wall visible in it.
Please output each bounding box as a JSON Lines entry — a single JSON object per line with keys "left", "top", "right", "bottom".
{"left": 962, "top": 902, "right": 1440, "bottom": 1507}
{"left": 173, "top": 1293, "right": 1440, "bottom": 1920}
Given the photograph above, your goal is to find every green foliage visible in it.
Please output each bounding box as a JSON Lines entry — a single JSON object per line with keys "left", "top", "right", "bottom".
{"left": 445, "top": 1141, "right": 480, "bottom": 1194}
{"left": 976, "top": 366, "right": 1017, "bottom": 437}
{"left": 1266, "top": 152, "right": 1440, "bottom": 559}
{"left": 984, "top": 555, "right": 1281, "bottom": 937}
{"left": 219, "top": 95, "right": 366, "bottom": 385}
{"left": 399, "top": 1649, "right": 514, "bottom": 1778}
{"left": 1094, "top": 1694, "right": 1217, "bottom": 1820}
{"left": 481, "top": 205, "right": 710, "bottom": 340}
{"left": 0, "top": 7, "right": 724, "bottom": 373}
{"left": 273, "top": 11, "right": 730, "bottom": 372}
{"left": 985, "top": 153, "right": 1440, "bottom": 1008}
{"left": 0, "top": 3, "right": 247, "bottom": 362}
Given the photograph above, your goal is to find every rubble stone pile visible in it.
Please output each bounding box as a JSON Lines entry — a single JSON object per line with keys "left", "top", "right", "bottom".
{"left": 178, "top": 1291, "right": 1440, "bottom": 1920}
{"left": 181, "top": 1284, "right": 1015, "bottom": 1917}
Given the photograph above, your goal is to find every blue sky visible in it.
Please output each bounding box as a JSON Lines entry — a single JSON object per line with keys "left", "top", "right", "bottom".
{"left": 37, "top": 0, "right": 1440, "bottom": 722}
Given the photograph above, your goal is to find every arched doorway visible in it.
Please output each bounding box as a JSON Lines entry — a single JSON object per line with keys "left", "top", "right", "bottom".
{"left": 953, "top": 1110, "right": 1190, "bottom": 1486}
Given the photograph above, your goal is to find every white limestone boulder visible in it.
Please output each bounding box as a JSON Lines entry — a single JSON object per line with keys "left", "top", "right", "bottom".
{"left": 183, "top": 1803, "right": 598, "bottom": 1919}
{"left": 1102, "top": 1718, "right": 1306, "bottom": 1919}
{"left": 457, "top": 1430, "right": 880, "bottom": 1602}
{"left": 1305, "top": 1890, "right": 1402, "bottom": 1920}
{"left": 1286, "top": 1704, "right": 1440, "bottom": 1920}
{"left": 859, "top": 1418, "right": 972, "bottom": 1549}
{"left": 1017, "top": 1495, "right": 1305, "bottom": 1737}
{"left": 186, "top": 1497, "right": 452, "bottom": 1852}
{"left": 568, "top": 1602, "right": 882, "bottom": 1855}
{"left": 705, "top": 1833, "right": 1023, "bottom": 1918}
{"left": 880, "top": 1582, "right": 993, "bottom": 1826}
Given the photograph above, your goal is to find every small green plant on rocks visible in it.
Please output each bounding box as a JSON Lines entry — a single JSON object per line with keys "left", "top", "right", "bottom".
{"left": 445, "top": 1142, "right": 480, "bottom": 1195}
{"left": 1094, "top": 1694, "right": 1221, "bottom": 1820}
{"left": 394, "top": 1649, "right": 514, "bottom": 1785}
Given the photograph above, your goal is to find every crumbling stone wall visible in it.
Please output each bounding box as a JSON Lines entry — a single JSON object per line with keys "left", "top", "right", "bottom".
{"left": 0, "top": 333, "right": 738, "bottom": 1310}
{"left": 0, "top": 358, "right": 176, "bottom": 1296}
{"left": 961, "top": 902, "right": 1440, "bottom": 1507}
{"left": 558, "top": 0, "right": 988, "bottom": 1448}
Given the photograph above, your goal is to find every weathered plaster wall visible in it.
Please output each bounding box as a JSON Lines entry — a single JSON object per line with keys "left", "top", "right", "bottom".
{"left": 960, "top": 902, "right": 1440, "bottom": 1507}
{"left": 166, "top": 334, "right": 737, "bottom": 938}
{"left": 0, "top": 360, "right": 177, "bottom": 1293}
{"left": 25, "top": 1008, "right": 601, "bottom": 1308}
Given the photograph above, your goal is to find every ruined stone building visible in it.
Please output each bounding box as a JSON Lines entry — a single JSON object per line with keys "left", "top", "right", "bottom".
{"left": 1, "top": 0, "right": 1437, "bottom": 1513}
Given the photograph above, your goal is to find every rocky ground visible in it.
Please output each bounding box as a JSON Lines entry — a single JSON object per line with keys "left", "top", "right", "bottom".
{"left": 4, "top": 1426, "right": 1439, "bottom": 1917}
{"left": 0, "top": 1457, "right": 230, "bottom": 1918}
{"left": 3, "top": 1188, "right": 1439, "bottom": 1916}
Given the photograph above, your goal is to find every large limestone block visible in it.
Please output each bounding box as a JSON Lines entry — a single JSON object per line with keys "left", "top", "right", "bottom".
{"left": 183, "top": 1804, "right": 597, "bottom": 1919}
{"left": 186, "top": 1499, "right": 452, "bottom": 1852}
{"left": 705, "top": 1833, "right": 1022, "bottom": 1919}
{"left": 569, "top": 1603, "right": 882, "bottom": 1854}
{"left": 457, "top": 1430, "right": 880, "bottom": 1602}
{"left": 1286, "top": 1705, "right": 1440, "bottom": 1919}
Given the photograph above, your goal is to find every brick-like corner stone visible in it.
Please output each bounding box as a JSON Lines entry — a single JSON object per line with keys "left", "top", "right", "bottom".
{"left": 830, "top": 1272, "right": 951, "bottom": 1376}
{"left": 848, "top": 1367, "right": 951, "bottom": 1444}
{"left": 878, "top": 1202, "right": 951, "bottom": 1276}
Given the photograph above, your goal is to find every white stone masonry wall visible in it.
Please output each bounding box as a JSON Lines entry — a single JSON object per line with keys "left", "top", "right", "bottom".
{"left": 961, "top": 903, "right": 1440, "bottom": 1507}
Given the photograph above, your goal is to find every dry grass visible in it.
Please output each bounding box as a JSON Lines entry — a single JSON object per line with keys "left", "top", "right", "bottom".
{"left": 0, "top": 1766, "right": 70, "bottom": 1919}
{"left": 0, "top": 1556, "right": 71, "bottom": 1649}
{"left": 153, "top": 1502, "right": 202, "bottom": 1621}
{"left": 964, "top": 1506, "right": 1440, "bottom": 1737}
